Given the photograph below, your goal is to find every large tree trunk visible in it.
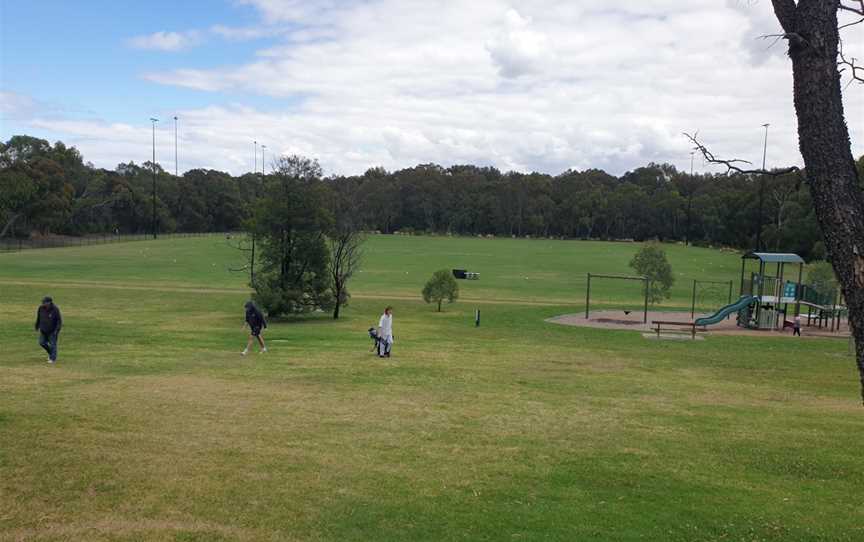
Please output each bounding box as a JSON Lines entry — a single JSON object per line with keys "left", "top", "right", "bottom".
{"left": 773, "top": 0, "right": 864, "bottom": 403}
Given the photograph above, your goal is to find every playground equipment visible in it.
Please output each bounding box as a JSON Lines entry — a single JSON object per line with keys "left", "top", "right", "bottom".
{"left": 695, "top": 295, "right": 758, "bottom": 327}
{"left": 585, "top": 273, "right": 649, "bottom": 324}
{"left": 730, "top": 252, "right": 846, "bottom": 331}
{"left": 687, "top": 252, "right": 846, "bottom": 333}
{"left": 581, "top": 252, "right": 846, "bottom": 336}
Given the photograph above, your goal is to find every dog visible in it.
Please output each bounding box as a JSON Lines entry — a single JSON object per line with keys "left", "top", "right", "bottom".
{"left": 368, "top": 327, "right": 381, "bottom": 352}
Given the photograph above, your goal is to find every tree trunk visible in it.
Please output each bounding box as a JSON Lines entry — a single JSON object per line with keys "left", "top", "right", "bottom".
{"left": 437, "top": 299, "right": 442, "bottom": 312}
{"left": 773, "top": 0, "right": 864, "bottom": 403}
{"left": 333, "top": 296, "right": 341, "bottom": 320}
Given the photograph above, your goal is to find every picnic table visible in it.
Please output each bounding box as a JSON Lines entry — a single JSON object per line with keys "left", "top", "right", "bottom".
{"left": 651, "top": 320, "right": 704, "bottom": 339}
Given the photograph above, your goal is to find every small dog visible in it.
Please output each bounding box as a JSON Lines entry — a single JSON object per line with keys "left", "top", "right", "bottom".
{"left": 368, "top": 327, "right": 381, "bottom": 352}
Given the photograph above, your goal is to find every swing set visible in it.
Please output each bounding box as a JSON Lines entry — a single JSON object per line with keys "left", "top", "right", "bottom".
{"left": 584, "top": 273, "right": 649, "bottom": 323}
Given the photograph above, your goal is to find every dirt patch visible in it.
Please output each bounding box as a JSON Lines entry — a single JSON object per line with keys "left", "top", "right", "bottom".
{"left": 547, "top": 309, "right": 851, "bottom": 339}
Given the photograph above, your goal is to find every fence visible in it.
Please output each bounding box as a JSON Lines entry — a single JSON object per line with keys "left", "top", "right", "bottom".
{"left": 0, "top": 232, "right": 229, "bottom": 252}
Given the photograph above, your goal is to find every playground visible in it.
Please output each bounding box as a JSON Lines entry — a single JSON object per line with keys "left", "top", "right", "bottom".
{"left": 559, "top": 252, "right": 851, "bottom": 340}
{"left": 548, "top": 308, "right": 849, "bottom": 338}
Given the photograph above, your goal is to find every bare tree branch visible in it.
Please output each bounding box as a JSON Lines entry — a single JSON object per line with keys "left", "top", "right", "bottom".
{"left": 839, "top": 41, "right": 864, "bottom": 85}
{"left": 840, "top": 1, "right": 864, "bottom": 16}
{"left": 758, "top": 32, "right": 808, "bottom": 48}
{"left": 839, "top": 15, "right": 864, "bottom": 31}
{"left": 683, "top": 132, "right": 801, "bottom": 177}
{"left": 225, "top": 234, "right": 256, "bottom": 282}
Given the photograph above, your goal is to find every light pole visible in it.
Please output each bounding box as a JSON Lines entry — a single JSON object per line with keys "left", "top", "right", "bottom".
{"left": 173, "top": 116, "right": 179, "bottom": 176}
{"left": 150, "top": 117, "right": 159, "bottom": 239}
{"left": 686, "top": 151, "right": 695, "bottom": 247}
{"left": 756, "top": 123, "right": 769, "bottom": 251}
{"left": 254, "top": 140, "right": 258, "bottom": 173}
{"left": 261, "top": 144, "right": 267, "bottom": 175}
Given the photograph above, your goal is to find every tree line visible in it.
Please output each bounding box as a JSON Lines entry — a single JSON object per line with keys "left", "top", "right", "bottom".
{"left": 3, "top": 134, "right": 863, "bottom": 262}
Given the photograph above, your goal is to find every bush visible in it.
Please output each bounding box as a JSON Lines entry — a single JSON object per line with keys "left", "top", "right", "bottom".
{"left": 422, "top": 269, "right": 459, "bottom": 312}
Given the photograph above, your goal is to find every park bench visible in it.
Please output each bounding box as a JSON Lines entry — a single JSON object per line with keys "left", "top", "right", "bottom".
{"left": 651, "top": 320, "right": 703, "bottom": 339}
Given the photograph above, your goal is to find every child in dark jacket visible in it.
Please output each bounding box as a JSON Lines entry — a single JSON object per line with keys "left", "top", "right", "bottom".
{"left": 242, "top": 301, "right": 268, "bottom": 356}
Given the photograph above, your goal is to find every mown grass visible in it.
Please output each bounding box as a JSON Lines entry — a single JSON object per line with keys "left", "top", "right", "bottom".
{"left": 0, "top": 234, "right": 745, "bottom": 305}
{"left": 0, "top": 236, "right": 861, "bottom": 541}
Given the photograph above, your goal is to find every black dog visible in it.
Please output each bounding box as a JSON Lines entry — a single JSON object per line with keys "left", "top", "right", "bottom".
{"left": 368, "top": 327, "right": 381, "bottom": 352}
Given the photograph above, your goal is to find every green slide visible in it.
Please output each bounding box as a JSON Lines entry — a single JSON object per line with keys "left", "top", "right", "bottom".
{"left": 695, "top": 295, "right": 758, "bottom": 326}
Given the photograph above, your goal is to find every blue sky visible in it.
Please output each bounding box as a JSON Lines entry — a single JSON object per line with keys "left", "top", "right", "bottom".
{"left": 1, "top": 1, "right": 862, "bottom": 176}
{"left": 2, "top": 1, "right": 282, "bottom": 125}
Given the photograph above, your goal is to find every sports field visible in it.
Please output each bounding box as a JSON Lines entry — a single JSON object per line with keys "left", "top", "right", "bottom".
{"left": 0, "top": 235, "right": 860, "bottom": 541}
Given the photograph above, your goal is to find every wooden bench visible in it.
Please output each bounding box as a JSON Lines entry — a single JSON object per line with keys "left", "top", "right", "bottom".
{"left": 651, "top": 320, "right": 702, "bottom": 339}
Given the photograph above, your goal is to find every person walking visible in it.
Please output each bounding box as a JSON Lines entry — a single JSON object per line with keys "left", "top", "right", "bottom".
{"left": 793, "top": 314, "right": 802, "bottom": 337}
{"left": 377, "top": 306, "right": 393, "bottom": 358}
{"left": 35, "top": 296, "right": 62, "bottom": 364}
{"left": 242, "top": 301, "right": 268, "bottom": 356}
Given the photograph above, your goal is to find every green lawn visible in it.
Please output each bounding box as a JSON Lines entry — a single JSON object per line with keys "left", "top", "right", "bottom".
{"left": 0, "top": 236, "right": 860, "bottom": 541}
{"left": 0, "top": 234, "right": 744, "bottom": 306}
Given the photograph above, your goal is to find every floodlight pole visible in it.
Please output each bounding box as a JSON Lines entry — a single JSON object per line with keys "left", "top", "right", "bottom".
{"left": 150, "top": 117, "right": 159, "bottom": 239}
{"left": 254, "top": 140, "right": 258, "bottom": 173}
{"left": 686, "top": 151, "right": 694, "bottom": 247}
{"left": 261, "top": 144, "right": 267, "bottom": 175}
{"left": 173, "top": 115, "right": 178, "bottom": 176}
{"left": 756, "top": 123, "right": 769, "bottom": 251}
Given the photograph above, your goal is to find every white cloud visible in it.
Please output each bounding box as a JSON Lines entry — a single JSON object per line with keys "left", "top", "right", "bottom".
{"left": 128, "top": 31, "right": 202, "bottom": 51}
{"left": 486, "top": 9, "right": 552, "bottom": 78}
{"left": 13, "top": 0, "right": 864, "bottom": 177}
{"left": 210, "top": 24, "right": 283, "bottom": 41}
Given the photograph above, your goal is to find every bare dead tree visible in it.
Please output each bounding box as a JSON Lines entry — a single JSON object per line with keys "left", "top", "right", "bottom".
{"left": 328, "top": 228, "right": 364, "bottom": 320}
{"left": 226, "top": 233, "right": 256, "bottom": 285}
{"left": 693, "top": 1, "right": 864, "bottom": 403}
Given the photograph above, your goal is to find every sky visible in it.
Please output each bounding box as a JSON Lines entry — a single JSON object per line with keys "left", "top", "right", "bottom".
{"left": 1, "top": 0, "right": 862, "bottom": 177}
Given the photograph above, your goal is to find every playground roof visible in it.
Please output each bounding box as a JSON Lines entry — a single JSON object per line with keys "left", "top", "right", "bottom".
{"left": 742, "top": 252, "right": 805, "bottom": 264}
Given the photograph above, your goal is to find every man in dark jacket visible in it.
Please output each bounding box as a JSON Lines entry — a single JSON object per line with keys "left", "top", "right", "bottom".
{"left": 241, "top": 301, "right": 268, "bottom": 356}
{"left": 35, "top": 296, "right": 62, "bottom": 364}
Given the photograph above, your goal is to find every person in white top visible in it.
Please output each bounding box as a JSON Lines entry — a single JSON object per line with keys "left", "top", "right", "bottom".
{"left": 377, "top": 306, "right": 393, "bottom": 358}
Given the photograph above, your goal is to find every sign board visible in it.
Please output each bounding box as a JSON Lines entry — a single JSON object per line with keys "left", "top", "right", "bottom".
{"left": 780, "top": 281, "right": 797, "bottom": 304}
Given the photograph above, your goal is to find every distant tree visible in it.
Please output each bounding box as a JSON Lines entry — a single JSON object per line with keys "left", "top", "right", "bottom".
{"left": 422, "top": 269, "right": 459, "bottom": 312}
{"left": 629, "top": 244, "right": 674, "bottom": 304}
{"left": 0, "top": 136, "right": 77, "bottom": 237}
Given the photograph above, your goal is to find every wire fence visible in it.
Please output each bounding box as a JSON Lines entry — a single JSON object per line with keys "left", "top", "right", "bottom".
{"left": 0, "top": 232, "right": 229, "bottom": 252}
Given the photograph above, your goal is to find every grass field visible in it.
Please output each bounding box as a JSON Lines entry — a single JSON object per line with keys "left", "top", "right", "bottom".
{"left": 0, "top": 235, "right": 861, "bottom": 541}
